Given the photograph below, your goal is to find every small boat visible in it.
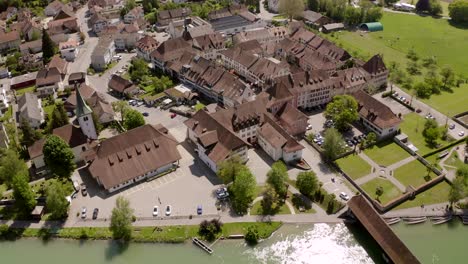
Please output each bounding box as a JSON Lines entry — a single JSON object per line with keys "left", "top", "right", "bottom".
{"left": 460, "top": 216, "right": 468, "bottom": 225}
{"left": 403, "top": 216, "right": 427, "bottom": 224}
{"left": 431, "top": 215, "right": 452, "bottom": 225}
{"left": 384, "top": 217, "right": 401, "bottom": 225}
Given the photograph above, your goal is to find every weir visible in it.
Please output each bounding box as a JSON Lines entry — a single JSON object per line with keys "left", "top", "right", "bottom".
{"left": 347, "top": 195, "right": 420, "bottom": 264}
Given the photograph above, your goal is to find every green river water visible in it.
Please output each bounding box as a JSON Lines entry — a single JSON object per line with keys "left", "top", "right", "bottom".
{"left": 0, "top": 221, "right": 465, "bottom": 264}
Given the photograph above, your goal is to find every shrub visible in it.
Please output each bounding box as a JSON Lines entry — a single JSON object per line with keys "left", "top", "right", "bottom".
{"left": 244, "top": 226, "right": 259, "bottom": 245}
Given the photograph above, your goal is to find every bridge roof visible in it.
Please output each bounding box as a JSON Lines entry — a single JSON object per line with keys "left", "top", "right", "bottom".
{"left": 348, "top": 195, "right": 420, "bottom": 264}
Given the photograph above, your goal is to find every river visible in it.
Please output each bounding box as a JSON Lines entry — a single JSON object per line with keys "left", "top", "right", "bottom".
{"left": 0, "top": 221, "right": 465, "bottom": 263}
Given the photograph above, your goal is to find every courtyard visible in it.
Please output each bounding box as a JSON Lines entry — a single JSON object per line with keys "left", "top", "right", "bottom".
{"left": 364, "top": 141, "right": 411, "bottom": 167}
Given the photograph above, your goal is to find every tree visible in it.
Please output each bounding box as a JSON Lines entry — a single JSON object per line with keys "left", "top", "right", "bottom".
{"left": 217, "top": 156, "right": 244, "bottom": 184}
{"left": 198, "top": 219, "right": 223, "bottom": 241}
{"left": 422, "top": 56, "right": 437, "bottom": 68}
{"left": 92, "top": 111, "right": 103, "bottom": 134}
{"left": 365, "top": 7, "right": 383, "bottom": 22}
{"left": 375, "top": 186, "right": 384, "bottom": 197}
{"left": 110, "top": 196, "right": 134, "bottom": 240}
{"left": 344, "top": 6, "right": 362, "bottom": 26}
{"left": 129, "top": 58, "right": 149, "bottom": 83}
{"left": 42, "top": 29, "right": 56, "bottom": 64}
{"left": 266, "top": 161, "right": 288, "bottom": 197}
{"left": 244, "top": 226, "right": 260, "bottom": 245}
{"left": 449, "top": 0, "right": 468, "bottom": 24}
{"left": 414, "top": 82, "right": 432, "bottom": 98}
{"left": 422, "top": 119, "right": 439, "bottom": 146}
{"left": 296, "top": 171, "right": 319, "bottom": 197}
{"left": 416, "top": 0, "right": 431, "bottom": 12}
{"left": 43, "top": 135, "right": 76, "bottom": 178}
{"left": 279, "top": 0, "right": 304, "bottom": 21}
{"left": 20, "top": 118, "right": 42, "bottom": 147}
{"left": 449, "top": 177, "right": 464, "bottom": 206}
{"left": 46, "top": 181, "right": 69, "bottom": 219}
{"left": 322, "top": 128, "right": 345, "bottom": 160}
{"left": 123, "top": 109, "right": 145, "bottom": 130}
{"left": 47, "top": 102, "right": 69, "bottom": 133}
{"left": 406, "top": 48, "right": 419, "bottom": 62}
{"left": 0, "top": 150, "right": 29, "bottom": 188}
{"left": 120, "top": 0, "right": 136, "bottom": 17}
{"left": 308, "top": 0, "right": 319, "bottom": 11}
{"left": 261, "top": 186, "right": 281, "bottom": 214}
{"left": 406, "top": 60, "right": 421, "bottom": 75}
{"left": 440, "top": 65, "right": 455, "bottom": 90}
{"left": 142, "top": 0, "right": 159, "bottom": 13}
{"left": 12, "top": 170, "right": 36, "bottom": 216}
{"left": 229, "top": 166, "right": 256, "bottom": 215}
{"left": 429, "top": 0, "right": 443, "bottom": 15}
{"left": 112, "top": 101, "right": 130, "bottom": 123}
{"left": 364, "top": 132, "right": 377, "bottom": 147}
{"left": 325, "top": 95, "right": 358, "bottom": 131}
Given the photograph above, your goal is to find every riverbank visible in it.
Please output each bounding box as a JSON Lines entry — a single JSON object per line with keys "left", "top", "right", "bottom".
{"left": 0, "top": 222, "right": 282, "bottom": 243}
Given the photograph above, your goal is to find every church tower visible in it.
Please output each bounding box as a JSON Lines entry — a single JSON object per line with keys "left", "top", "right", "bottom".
{"left": 75, "top": 84, "right": 97, "bottom": 139}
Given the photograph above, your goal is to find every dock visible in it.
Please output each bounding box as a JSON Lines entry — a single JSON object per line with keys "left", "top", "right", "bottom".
{"left": 192, "top": 237, "right": 213, "bottom": 254}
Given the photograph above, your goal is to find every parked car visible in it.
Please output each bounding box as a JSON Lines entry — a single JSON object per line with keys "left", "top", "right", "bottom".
{"left": 197, "top": 205, "right": 202, "bottom": 215}
{"left": 306, "top": 124, "right": 313, "bottom": 130}
{"left": 339, "top": 192, "right": 350, "bottom": 201}
{"left": 165, "top": 205, "right": 172, "bottom": 216}
{"left": 81, "top": 207, "right": 87, "bottom": 219}
{"left": 80, "top": 183, "right": 87, "bottom": 196}
{"left": 216, "top": 187, "right": 229, "bottom": 200}
{"left": 459, "top": 131, "right": 465, "bottom": 137}
{"left": 153, "top": 206, "right": 159, "bottom": 217}
{"left": 142, "top": 112, "right": 149, "bottom": 117}
{"left": 170, "top": 113, "right": 177, "bottom": 118}
{"left": 449, "top": 124, "right": 455, "bottom": 130}
{"left": 92, "top": 208, "right": 99, "bottom": 219}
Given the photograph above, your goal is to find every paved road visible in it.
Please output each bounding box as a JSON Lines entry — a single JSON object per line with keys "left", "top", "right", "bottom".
{"left": 258, "top": 0, "right": 276, "bottom": 21}
{"left": 390, "top": 85, "right": 465, "bottom": 140}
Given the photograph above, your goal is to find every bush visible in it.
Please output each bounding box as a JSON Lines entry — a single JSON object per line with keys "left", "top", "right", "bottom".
{"left": 198, "top": 219, "right": 223, "bottom": 241}
{"left": 244, "top": 226, "right": 259, "bottom": 245}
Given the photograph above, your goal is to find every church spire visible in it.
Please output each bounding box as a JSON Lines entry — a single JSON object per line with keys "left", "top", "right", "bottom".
{"left": 75, "top": 83, "right": 92, "bottom": 117}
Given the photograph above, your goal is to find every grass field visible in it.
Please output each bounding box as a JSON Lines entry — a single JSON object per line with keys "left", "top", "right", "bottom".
{"left": 361, "top": 177, "right": 402, "bottom": 205}
{"left": 394, "top": 160, "right": 437, "bottom": 188}
{"left": 250, "top": 200, "right": 291, "bottom": 215}
{"left": 15, "top": 86, "right": 35, "bottom": 96}
{"left": 399, "top": 113, "right": 453, "bottom": 155}
{"left": 336, "top": 154, "right": 372, "bottom": 180}
{"left": 364, "top": 141, "right": 410, "bottom": 166}
{"left": 326, "top": 12, "right": 468, "bottom": 115}
{"left": 395, "top": 181, "right": 451, "bottom": 210}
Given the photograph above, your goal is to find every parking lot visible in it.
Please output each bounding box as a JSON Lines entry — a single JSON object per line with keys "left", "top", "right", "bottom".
{"left": 68, "top": 139, "right": 224, "bottom": 225}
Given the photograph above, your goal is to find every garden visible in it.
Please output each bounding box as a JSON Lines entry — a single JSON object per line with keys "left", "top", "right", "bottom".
{"left": 395, "top": 181, "right": 451, "bottom": 210}
{"left": 336, "top": 154, "right": 372, "bottom": 180}
{"left": 394, "top": 160, "right": 438, "bottom": 188}
{"left": 364, "top": 141, "right": 411, "bottom": 166}
{"left": 360, "top": 177, "right": 402, "bottom": 205}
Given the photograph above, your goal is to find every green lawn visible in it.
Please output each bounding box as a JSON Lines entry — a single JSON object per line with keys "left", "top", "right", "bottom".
{"left": 364, "top": 141, "right": 410, "bottom": 166}
{"left": 15, "top": 86, "right": 35, "bottom": 96}
{"left": 6, "top": 222, "right": 282, "bottom": 242}
{"left": 443, "top": 151, "right": 465, "bottom": 169}
{"left": 394, "top": 160, "right": 437, "bottom": 188}
{"left": 326, "top": 12, "right": 468, "bottom": 115}
{"left": 394, "top": 181, "right": 451, "bottom": 210}
{"left": 250, "top": 200, "right": 291, "bottom": 215}
{"left": 399, "top": 113, "right": 452, "bottom": 155}
{"left": 361, "top": 177, "right": 402, "bottom": 205}
{"left": 336, "top": 154, "right": 372, "bottom": 180}
{"left": 43, "top": 104, "right": 55, "bottom": 118}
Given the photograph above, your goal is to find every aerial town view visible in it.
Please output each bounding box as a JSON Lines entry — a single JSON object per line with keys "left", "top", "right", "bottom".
{"left": 0, "top": 0, "right": 467, "bottom": 263}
